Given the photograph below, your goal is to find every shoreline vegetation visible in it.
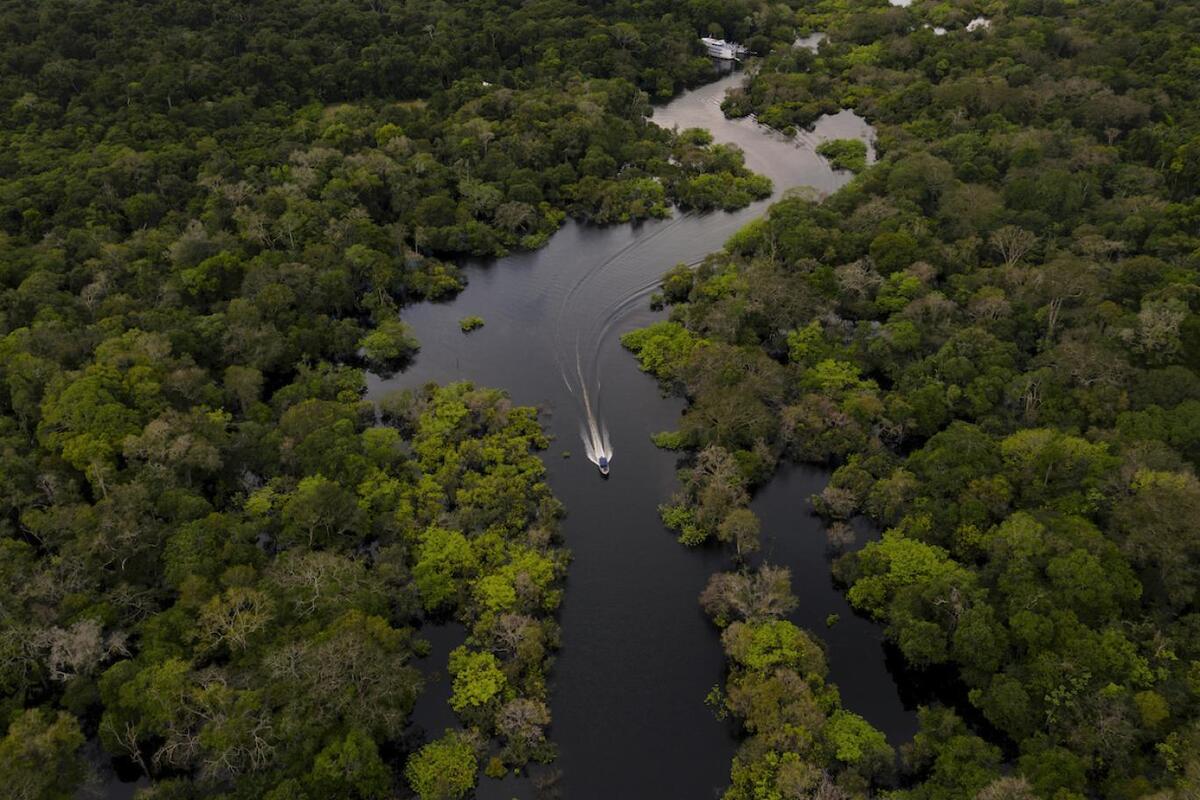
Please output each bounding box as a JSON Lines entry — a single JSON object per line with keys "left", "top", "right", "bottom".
{"left": 0, "top": 1, "right": 801, "bottom": 798}
{"left": 2, "top": 0, "right": 1199, "bottom": 799}
{"left": 816, "top": 139, "right": 869, "bottom": 173}
{"left": 627, "top": 0, "right": 1200, "bottom": 796}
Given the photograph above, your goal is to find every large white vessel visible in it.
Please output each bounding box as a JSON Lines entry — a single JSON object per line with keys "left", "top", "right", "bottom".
{"left": 700, "top": 37, "right": 748, "bottom": 60}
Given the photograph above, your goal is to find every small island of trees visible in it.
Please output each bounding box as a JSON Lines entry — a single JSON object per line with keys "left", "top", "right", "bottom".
{"left": 459, "top": 316, "right": 486, "bottom": 333}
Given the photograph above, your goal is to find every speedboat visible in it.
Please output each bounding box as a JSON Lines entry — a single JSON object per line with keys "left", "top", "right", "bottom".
{"left": 597, "top": 455, "right": 610, "bottom": 476}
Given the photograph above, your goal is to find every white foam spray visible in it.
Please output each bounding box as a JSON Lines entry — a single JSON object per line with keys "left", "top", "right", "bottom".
{"left": 579, "top": 386, "right": 613, "bottom": 468}
{"left": 564, "top": 343, "right": 612, "bottom": 469}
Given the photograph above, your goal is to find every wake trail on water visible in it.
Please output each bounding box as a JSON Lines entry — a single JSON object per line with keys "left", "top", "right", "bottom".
{"left": 568, "top": 339, "right": 612, "bottom": 468}
{"left": 554, "top": 216, "right": 697, "bottom": 471}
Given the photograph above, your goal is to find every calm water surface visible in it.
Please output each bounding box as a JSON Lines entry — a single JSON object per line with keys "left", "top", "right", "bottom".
{"left": 367, "top": 71, "right": 915, "bottom": 799}
{"left": 794, "top": 31, "right": 828, "bottom": 52}
{"left": 94, "top": 71, "right": 910, "bottom": 800}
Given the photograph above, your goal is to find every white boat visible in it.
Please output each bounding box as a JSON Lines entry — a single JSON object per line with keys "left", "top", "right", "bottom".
{"left": 598, "top": 455, "right": 610, "bottom": 476}
{"left": 701, "top": 37, "right": 748, "bottom": 60}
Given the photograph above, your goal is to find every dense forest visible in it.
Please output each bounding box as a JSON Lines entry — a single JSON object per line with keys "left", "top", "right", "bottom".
{"left": 626, "top": 0, "right": 1200, "bottom": 797}
{"left": 0, "top": 0, "right": 798, "bottom": 797}
{"left": 4, "top": 0, "right": 1200, "bottom": 798}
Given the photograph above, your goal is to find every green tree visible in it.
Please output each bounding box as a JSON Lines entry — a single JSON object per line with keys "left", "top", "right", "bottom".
{"left": 358, "top": 319, "right": 420, "bottom": 372}
{"left": 448, "top": 647, "right": 507, "bottom": 714}
{"left": 305, "top": 729, "right": 393, "bottom": 800}
{"left": 0, "top": 709, "right": 89, "bottom": 800}
{"left": 280, "top": 475, "right": 364, "bottom": 549}
{"left": 405, "top": 732, "right": 478, "bottom": 800}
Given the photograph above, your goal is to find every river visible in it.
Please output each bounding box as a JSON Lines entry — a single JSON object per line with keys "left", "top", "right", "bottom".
{"left": 366, "top": 70, "right": 916, "bottom": 799}
{"left": 85, "top": 70, "right": 912, "bottom": 800}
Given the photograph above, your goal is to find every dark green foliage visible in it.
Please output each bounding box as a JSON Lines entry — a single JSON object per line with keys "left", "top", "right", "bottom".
{"left": 636, "top": 0, "right": 1200, "bottom": 796}
{"left": 0, "top": 708, "right": 88, "bottom": 800}
{"left": 0, "top": 2, "right": 809, "bottom": 794}
{"left": 816, "top": 138, "right": 868, "bottom": 173}
{"left": 7, "top": 0, "right": 1200, "bottom": 797}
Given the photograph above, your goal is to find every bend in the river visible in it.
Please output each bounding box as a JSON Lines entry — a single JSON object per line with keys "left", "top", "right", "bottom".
{"left": 369, "top": 69, "right": 915, "bottom": 800}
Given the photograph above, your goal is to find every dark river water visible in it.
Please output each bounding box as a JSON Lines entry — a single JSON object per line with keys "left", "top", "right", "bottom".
{"left": 96, "top": 70, "right": 909, "bottom": 800}
{"left": 367, "top": 71, "right": 915, "bottom": 799}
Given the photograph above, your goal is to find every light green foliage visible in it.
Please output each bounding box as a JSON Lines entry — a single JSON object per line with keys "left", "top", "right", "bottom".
{"left": 405, "top": 732, "right": 478, "bottom": 800}
{"left": 825, "top": 710, "right": 893, "bottom": 771}
{"left": 725, "top": 750, "right": 810, "bottom": 800}
{"left": 494, "top": 547, "right": 558, "bottom": 611}
{"left": 725, "top": 218, "right": 768, "bottom": 255}
{"left": 722, "top": 620, "right": 826, "bottom": 676}
{"left": 660, "top": 503, "right": 703, "bottom": 545}
{"left": 800, "top": 359, "right": 874, "bottom": 394}
{"left": 845, "top": 42, "right": 883, "bottom": 66}
{"left": 474, "top": 573, "right": 518, "bottom": 613}
{"left": 36, "top": 332, "right": 171, "bottom": 491}
{"left": 448, "top": 647, "right": 507, "bottom": 712}
{"left": 875, "top": 271, "right": 924, "bottom": 313}
{"left": 458, "top": 315, "right": 485, "bottom": 333}
{"left": 621, "top": 321, "right": 705, "bottom": 382}
{"left": 785, "top": 321, "right": 831, "bottom": 367}
{"left": 360, "top": 425, "right": 402, "bottom": 468}
{"left": 847, "top": 533, "right": 966, "bottom": 618}
{"left": 413, "top": 527, "right": 479, "bottom": 611}
{"left": 650, "top": 429, "right": 689, "bottom": 450}
{"left": 999, "top": 428, "right": 1114, "bottom": 510}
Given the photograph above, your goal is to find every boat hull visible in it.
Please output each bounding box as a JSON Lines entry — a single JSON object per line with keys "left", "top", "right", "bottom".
{"left": 700, "top": 36, "right": 747, "bottom": 60}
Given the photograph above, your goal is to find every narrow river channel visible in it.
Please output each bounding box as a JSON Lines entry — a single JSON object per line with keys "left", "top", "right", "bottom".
{"left": 368, "top": 70, "right": 915, "bottom": 799}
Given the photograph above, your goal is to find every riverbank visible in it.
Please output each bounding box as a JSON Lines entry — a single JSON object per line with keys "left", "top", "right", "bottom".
{"left": 368, "top": 66, "right": 909, "bottom": 799}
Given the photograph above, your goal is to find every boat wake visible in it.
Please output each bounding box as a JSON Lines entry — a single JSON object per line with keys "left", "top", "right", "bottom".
{"left": 553, "top": 215, "right": 694, "bottom": 475}
{"left": 565, "top": 346, "right": 613, "bottom": 471}
{"left": 580, "top": 409, "right": 612, "bottom": 470}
